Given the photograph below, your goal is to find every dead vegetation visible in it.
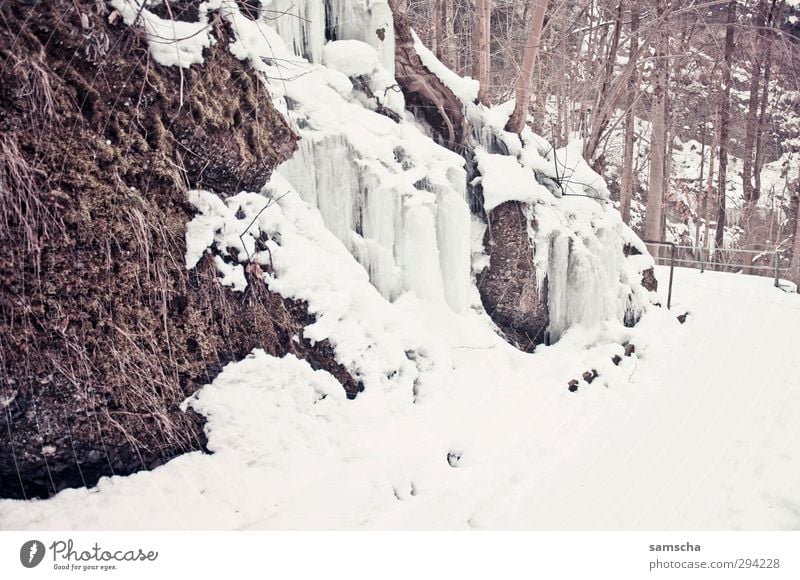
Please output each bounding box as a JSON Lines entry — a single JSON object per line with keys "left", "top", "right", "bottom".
{"left": 0, "top": 0, "right": 354, "bottom": 500}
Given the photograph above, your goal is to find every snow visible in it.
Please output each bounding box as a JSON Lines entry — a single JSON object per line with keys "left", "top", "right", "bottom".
{"left": 3, "top": 266, "right": 798, "bottom": 530}
{"left": 474, "top": 149, "right": 550, "bottom": 212}
{"left": 111, "top": 0, "right": 646, "bottom": 334}
{"left": 412, "top": 30, "right": 480, "bottom": 104}
{"left": 552, "top": 139, "right": 610, "bottom": 199}
{"left": 529, "top": 197, "right": 651, "bottom": 342}
{"left": 183, "top": 176, "right": 419, "bottom": 392}
{"left": 266, "top": 0, "right": 395, "bottom": 77}
{"left": 322, "top": 40, "right": 380, "bottom": 78}
{"left": 239, "top": 8, "right": 470, "bottom": 312}
{"left": 110, "top": 0, "right": 219, "bottom": 68}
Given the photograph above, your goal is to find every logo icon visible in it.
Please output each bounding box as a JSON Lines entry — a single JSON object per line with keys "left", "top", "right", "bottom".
{"left": 20, "top": 540, "right": 45, "bottom": 568}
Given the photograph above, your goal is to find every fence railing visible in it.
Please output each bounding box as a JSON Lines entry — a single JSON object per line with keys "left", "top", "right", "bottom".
{"left": 647, "top": 244, "right": 800, "bottom": 294}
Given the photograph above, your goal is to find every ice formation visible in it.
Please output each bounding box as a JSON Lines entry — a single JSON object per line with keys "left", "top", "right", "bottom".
{"left": 257, "top": 6, "right": 472, "bottom": 312}
{"left": 267, "top": 0, "right": 395, "bottom": 76}
{"left": 115, "top": 0, "right": 654, "bottom": 345}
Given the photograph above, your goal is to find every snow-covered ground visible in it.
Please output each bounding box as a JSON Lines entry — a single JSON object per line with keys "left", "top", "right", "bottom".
{"left": 2, "top": 266, "right": 798, "bottom": 531}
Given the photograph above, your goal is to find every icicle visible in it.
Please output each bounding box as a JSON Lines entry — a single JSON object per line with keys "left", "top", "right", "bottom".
{"left": 435, "top": 188, "right": 471, "bottom": 312}
{"left": 327, "top": 0, "right": 395, "bottom": 77}
{"left": 265, "top": 0, "right": 326, "bottom": 64}
{"left": 400, "top": 198, "right": 447, "bottom": 304}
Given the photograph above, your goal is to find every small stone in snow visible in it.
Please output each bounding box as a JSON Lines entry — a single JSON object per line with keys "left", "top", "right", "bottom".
{"left": 447, "top": 451, "right": 462, "bottom": 467}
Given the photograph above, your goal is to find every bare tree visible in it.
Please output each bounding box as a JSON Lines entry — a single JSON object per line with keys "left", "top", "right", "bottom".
{"left": 619, "top": 0, "right": 639, "bottom": 225}
{"left": 704, "top": 105, "right": 720, "bottom": 250}
{"left": 644, "top": 1, "right": 668, "bottom": 243}
{"left": 754, "top": 0, "right": 784, "bottom": 198}
{"left": 506, "top": 0, "right": 549, "bottom": 133}
{"left": 715, "top": 0, "right": 737, "bottom": 249}
{"left": 582, "top": 0, "right": 625, "bottom": 166}
{"left": 742, "top": 0, "right": 768, "bottom": 228}
{"left": 791, "top": 193, "right": 800, "bottom": 285}
{"left": 432, "top": 0, "right": 444, "bottom": 60}
{"left": 473, "top": 0, "right": 491, "bottom": 103}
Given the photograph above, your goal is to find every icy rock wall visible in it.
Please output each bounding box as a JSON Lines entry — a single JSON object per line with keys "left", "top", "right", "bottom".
{"left": 268, "top": 0, "right": 652, "bottom": 338}
{"left": 433, "top": 61, "right": 654, "bottom": 344}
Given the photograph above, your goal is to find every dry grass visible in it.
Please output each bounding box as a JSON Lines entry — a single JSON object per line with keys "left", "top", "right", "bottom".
{"left": 0, "top": 134, "right": 56, "bottom": 259}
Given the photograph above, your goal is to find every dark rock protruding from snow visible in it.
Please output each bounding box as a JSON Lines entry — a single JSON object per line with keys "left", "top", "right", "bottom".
{"left": 477, "top": 201, "right": 549, "bottom": 352}
{"left": 641, "top": 267, "right": 659, "bottom": 292}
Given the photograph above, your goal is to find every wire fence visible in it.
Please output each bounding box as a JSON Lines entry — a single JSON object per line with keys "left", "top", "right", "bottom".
{"left": 648, "top": 244, "right": 800, "bottom": 294}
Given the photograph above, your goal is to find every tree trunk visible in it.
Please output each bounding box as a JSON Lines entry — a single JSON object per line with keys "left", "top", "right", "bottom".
{"left": 473, "top": 0, "right": 491, "bottom": 103}
{"left": 742, "top": 0, "right": 767, "bottom": 207}
{"left": 715, "top": 0, "right": 737, "bottom": 249}
{"left": 388, "top": 0, "right": 468, "bottom": 151}
{"left": 505, "top": 0, "right": 549, "bottom": 134}
{"left": 754, "top": 0, "right": 782, "bottom": 196}
{"left": 433, "top": 0, "right": 443, "bottom": 60}
{"left": 753, "top": 46, "right": 772, "bottom": 198}
{"left": 695, "top": 120, "right": 706, "bottom": 246}
{"left": 583, "top": 0, "right": 625, "bottom": 165}
{"left": 704, "top": 105, "right": 720, "bottom": 251}
{"left": 644, "top": 3, "right": 667, "bottom": 244}
{"left": 791, "top": 193, "right": 800, "bottom": 285}
{"left": 661, "top": 114, "right": 673, "bottom": 241}
{"left": 619, "top": 2, "right": 639, "bottom": 225}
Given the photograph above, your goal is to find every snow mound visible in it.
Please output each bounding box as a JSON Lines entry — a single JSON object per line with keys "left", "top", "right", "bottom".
{"left": 322, "top": 40, "right": 380, "bottom": 77}
{"left": 475, "top": 150, "right": 551, "bottom": 212}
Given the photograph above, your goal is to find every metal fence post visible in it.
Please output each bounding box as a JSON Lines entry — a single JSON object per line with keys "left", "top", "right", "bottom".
{"left": 699, "top": 245, "right": 705, "bottom": 273}
{"left": 797, "top": 256, "right": 800, "bottom": 294}
{"left": 667, "top": 244, "right": 675, "bottom": 309}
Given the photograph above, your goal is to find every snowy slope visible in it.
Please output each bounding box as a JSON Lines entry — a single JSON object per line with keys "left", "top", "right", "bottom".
{"left": 2, "top": 264, "right": 798, "bottom": 530}
{"left": 7, "top": 0, "right": 796, "bottom": 532}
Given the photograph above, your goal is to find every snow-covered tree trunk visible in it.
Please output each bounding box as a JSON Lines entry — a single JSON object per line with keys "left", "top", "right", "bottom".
{"left": 389, "top": 0, "right": 468, "bottom": 150}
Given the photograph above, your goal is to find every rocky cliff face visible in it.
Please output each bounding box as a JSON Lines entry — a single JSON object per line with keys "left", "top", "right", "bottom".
{"left": 0, "top": 0, "right": 356, "bottom": 500}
